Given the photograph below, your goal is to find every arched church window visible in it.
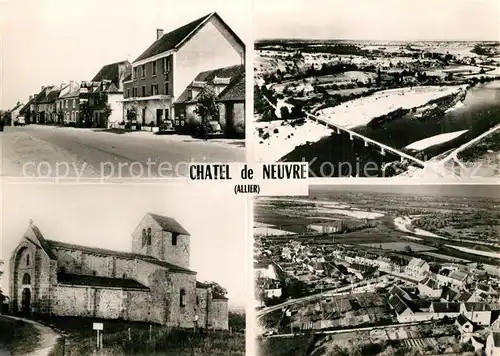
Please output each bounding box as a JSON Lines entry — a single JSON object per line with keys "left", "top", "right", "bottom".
{"left": 22, "top": 273, "right": 31, "bottom": 285}
{"left": 147, "top": 228, "right": 152, "bottom": 245}
{"left": 142, "top": 229, "right": 147, "bottom": 247}
{"left": 172, "top": 233, "right": 178, "bottom": 246}
{"left": 26, "top": 254, "right": 30, "bottom": 266}
{"left": 180, "top": 289, "right": 186, "bottom": 307}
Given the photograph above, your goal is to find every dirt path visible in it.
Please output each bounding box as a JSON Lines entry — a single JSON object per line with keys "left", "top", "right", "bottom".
{"left": 2, "top": 316, "right": 59, "bottom": 356}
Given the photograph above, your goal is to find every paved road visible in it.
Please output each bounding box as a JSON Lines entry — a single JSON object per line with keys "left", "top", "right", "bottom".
{"left": 1, "top": 125, "right": 245, "bottom": 178}
{"left": 0, "top": 315, "right": 59, "bottom": 356}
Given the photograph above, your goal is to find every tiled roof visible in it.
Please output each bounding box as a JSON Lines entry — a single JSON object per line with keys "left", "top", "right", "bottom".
{"left": 175, "top": 64, "right": 244, "bottom": 104}
{"left": 30, "top": 225, "right": 57, "bottom": 260}
{"left": 408, "top": 258, "right": 426, "bottom": 268}
{"left": 58, "top": 273, "right": 149, "bottom": 290}
{"left": 134, "top": 13, "right": 211, "bottom": 62}
{"left": 389, "top": 294, "right": 411, "bottom": 315}
{"left": 218, "top": 74, "right": 245, "bottom": 102}
{"left": 39, "top": 89, "right": 61, "bottom": 104}
{"left": 92, "top": 60, "right": 129, "bottom": 84}
{"left": 463, "top": 302, "right": 491, "bottom": 312}
{"left": 432, "top": 302, "right": 460, "bottom": 313}
{"left": 148, "top": 213, "right": 190, "bottom": 235}
{"left": 10, "top": 103, "right": 23, "bottom": 112}
{"left": 421, "top": 276, "right": 440, "bottom": 290}
{"left": 441, "top": 286, "right": 459, "bottom": 301}
{"left": 196, "top": 281, "right": 211, "bottom": 289}
{"left": 456, "top": 313, "right": 472, "bottom": 326}
{"left": 449, "top": 270, "right": 468, "bottom": 282}
{"left": 46, "top": 239, "right": 195, "bottom": 274}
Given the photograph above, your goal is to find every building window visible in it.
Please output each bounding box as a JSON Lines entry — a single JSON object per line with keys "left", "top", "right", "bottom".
{"left": 73, "top": 99, "right": 76, "bottom": 107}
{"left": 152, "top": 61, "right": 157, "bottom": 76}
{"left": 26, "top": 254, "right": 30, "bottom": 266}
{"left": 163, "top": 57, "right": 171, "bottom": 73}
{"left": 127, "top": 89, "right": 130, "bottom": 98}
{"left": 147, "top": 228, "right": 152, "bottom": 245}
{"left": 142, "top": 229, "right": 147, "bottom": 246}
{"left": 133, "top": 87, "right": 138, "bottom": 97}
{"left": 22, "top": 273, "right": 31, "bottom": 285}
{"left": 151, "top": 84, "right": 158, "bottom": 96}
{"left": 172, "top": 233, "right": 178, "bottom": 246}
{"left": 196, "top": 296, "right": 199, "bottom": 305}
{"left": 142, "top": 86, "right": 146, "bottom": 97}
{"left": 164, "top": 81, "right": 169, "bottom": 95}
{"left": 133, "top": 67, "right": 138, "bottom": 79}
{"left": 180, "top": 289, "right": 186, "bottom": 307}
{"left": 141, "top": 64, "right": 146, "bottom": 78}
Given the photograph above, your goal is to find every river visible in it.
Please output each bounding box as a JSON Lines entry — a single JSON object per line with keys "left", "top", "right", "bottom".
{"left": 355, "top": 80, "right": 500, "bottom": 151}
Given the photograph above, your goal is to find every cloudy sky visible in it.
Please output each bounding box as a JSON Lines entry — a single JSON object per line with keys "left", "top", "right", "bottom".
{"left": 255, "top": 0, "right": 499, "bottom": 41}
{"left": 1, "top": 0, "right": 250, "bottom": 109}
{"left": 0, "top": 182, "right": 248, "bottom": 309}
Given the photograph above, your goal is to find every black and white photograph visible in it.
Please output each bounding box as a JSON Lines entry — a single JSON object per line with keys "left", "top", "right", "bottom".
{"left": 0, "top": 182, "right": 246, "bottom": 355}
{"left": 253, "top": 0, "right": 500, "bottom": 179}
{"left": 254, "top": 185, "right": 500, "bottom": 356}
{"left": 0, "top": 0, "right": 248, "bottom": 179}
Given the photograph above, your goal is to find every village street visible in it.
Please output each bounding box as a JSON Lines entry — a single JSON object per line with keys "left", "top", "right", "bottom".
{"left": 1, "top": 125, "right": 245, "bottom": 178}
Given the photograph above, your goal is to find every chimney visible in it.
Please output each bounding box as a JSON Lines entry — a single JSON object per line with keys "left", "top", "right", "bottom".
{"left": 156, "top": 29, "right": 164, "bottom": 40}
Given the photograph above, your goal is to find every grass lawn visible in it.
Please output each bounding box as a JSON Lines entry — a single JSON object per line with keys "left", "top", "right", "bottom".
{"left": 0, "top": 315, "right": 41, "bottom": 354}
{"left": 41, "top": 316, "right": 245, "bottom": 356}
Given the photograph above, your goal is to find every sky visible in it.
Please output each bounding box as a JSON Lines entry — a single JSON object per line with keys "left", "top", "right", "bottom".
{"left": 255, "top": 0, "right": 499, "bottom": 41}
{"left": 0, "top": 0, "right": 250, "bottom": 110}
{"left": 0, "top": 181, "right": 248, "bottom": 309}
{"left": 311, "top": 184, "right": 500, "bottom": 199}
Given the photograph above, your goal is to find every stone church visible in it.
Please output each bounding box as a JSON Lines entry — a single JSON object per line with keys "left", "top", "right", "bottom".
{"left": 9, "top": 213, "right": 228, "bottom": 329}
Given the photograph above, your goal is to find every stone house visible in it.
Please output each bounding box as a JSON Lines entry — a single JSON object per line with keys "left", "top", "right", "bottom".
{"left": 405, "top": 258, "right": 429, "bottom": 281}
{"left": 418, "top": 276, "right": 442, "bottom": 298}
{"left": 122, "top": 12, "right": 245, "bottom": 131}
{"left": 485, "top": 331, "right": 500, "bottom": 356}
{"left": 9, "top": 102, "right": 23, "bottom": 125}
{"left": 174, "top": 64, "right": 244, "bottom": 137}
{"left": 56, "top": 82, "right": 84, "bottom": 125}
{"left": 88, "top": 61, "right": 132, "bottom": 128}
{"left": 460, "top": 302, "right": 492, "bottom": 326}
{"left": 9, "top": 214, "right": 228, "bottom": 329}
{"left": 32, "top": 86, "right": 56, "bottom": 123}
{"left": 37, "top": 87, "right": 61, "bottom": 123}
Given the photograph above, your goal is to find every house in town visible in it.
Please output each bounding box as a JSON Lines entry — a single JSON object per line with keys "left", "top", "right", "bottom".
{"left": 254, "top": 262, "right": 278, "bottom": 281}
{"left": 18, "top": 95, "right": 37, "bottom": 124}
{"left": 37, "top": 87, "right": 62, "bottom": 124}
{"left": 9, "top": 102, "right": 24, "bottom": 125}
{"left": 174, "top": 64, "right": 244, "bottom": 137}
{"left": 9, "top": 214, "right": 228, "bottom": 329}
{"left": 32, "top": 86, "right": 56, "bottom": 123}
{"left": 87, "top": 61, "right": 132, "bottom": 128}
{"left": 122, "top": 12, "right": 244, "bottom": 134}
{"left": 405, "top": 258, "right": 429, "bottom": 281}
{"left": 455, "top": 314, "right": 475, "bottom": 334}
{"left": 460, "top": 302, "right": 493, "bottom": 326}
{"left": 56, "top": 82, "right": 84, "bottom": 125}
{"left": 429, "top": 302, "right": 461, "bottom": 319}
{"left": 418, "top": 276, "right": 442, "bottom": 298}
{"left": 485, "top": 331, "right": 500, "bottom": 356}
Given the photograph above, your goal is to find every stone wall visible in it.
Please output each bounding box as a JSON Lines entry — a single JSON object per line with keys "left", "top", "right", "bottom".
{"left": 208, "top": 298, "right": 229, "bottom": 330}
{"left": 195, "top": 287, "right": 209, "bottom": 328}
{"left": 131, "top": 214, "right": 190, "bottom": 269}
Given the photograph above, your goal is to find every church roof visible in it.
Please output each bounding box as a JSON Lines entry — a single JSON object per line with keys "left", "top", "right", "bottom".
{"left": 30, "top": 225, "right": 57, "bottom": 259}
{"left": 46, "top": 239, "right": 195, "bottom": 274}
{"left": 148, "top": 213, "right": 190, "bottom": 235}
{"left": 58, "top": 273, "right": 150, "bottom": 290}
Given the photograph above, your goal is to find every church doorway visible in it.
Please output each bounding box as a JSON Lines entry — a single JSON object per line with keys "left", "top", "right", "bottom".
{"left": 21, "top": 288, "right": 31, "bottom": 314}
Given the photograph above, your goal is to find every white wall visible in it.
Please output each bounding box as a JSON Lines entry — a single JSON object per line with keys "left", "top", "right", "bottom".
{"left": 174, "top": 16, "right": 244, "bottom": 107}
{"left": 107, "top": 94, "right": 124, "bottom": 127}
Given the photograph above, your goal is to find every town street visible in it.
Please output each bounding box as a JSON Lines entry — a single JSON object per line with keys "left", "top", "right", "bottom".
{"left": 1, "top": 125, "right": 245, "bottom": 178}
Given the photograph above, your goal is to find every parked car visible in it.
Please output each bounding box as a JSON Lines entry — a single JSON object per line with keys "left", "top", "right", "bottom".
{"left": 14, "top": 117, "right": 26, "bottom": 126}
{"left": 158, "top": 119, "right": 175, "bottom": 134}
{"left": 206, "top": 120, "right": 224, "bottom": 138}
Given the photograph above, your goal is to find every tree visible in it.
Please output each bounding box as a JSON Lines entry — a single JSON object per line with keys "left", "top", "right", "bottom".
{"left": 126, "top": 106, "right": 138, "bottom": 123}
{"left": 194, "top": 86, "right": 219, "bottom": 138}
{"left": 101, "top": 103, "right": 113, "bottom": 128}
{"left": 205, "top": 281, "right": 227, "bottom": 299}
{"left": 79, "top": 101, "right": 93, "bottom": 128}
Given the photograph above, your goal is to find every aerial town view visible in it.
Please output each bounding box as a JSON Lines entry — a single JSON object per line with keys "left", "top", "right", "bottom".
{"left": 0, "top": 2, "right": 246, "bottom": 178}
{"left": 254, "top": 185, "right": 500, "bottom": 356}
{"left": 253, "top": 0, "right": 500, "bottom": 178}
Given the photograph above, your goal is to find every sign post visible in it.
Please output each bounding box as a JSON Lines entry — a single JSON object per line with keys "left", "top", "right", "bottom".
{"left": 93, "top": 322, "right": 103, "bottom": 350}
